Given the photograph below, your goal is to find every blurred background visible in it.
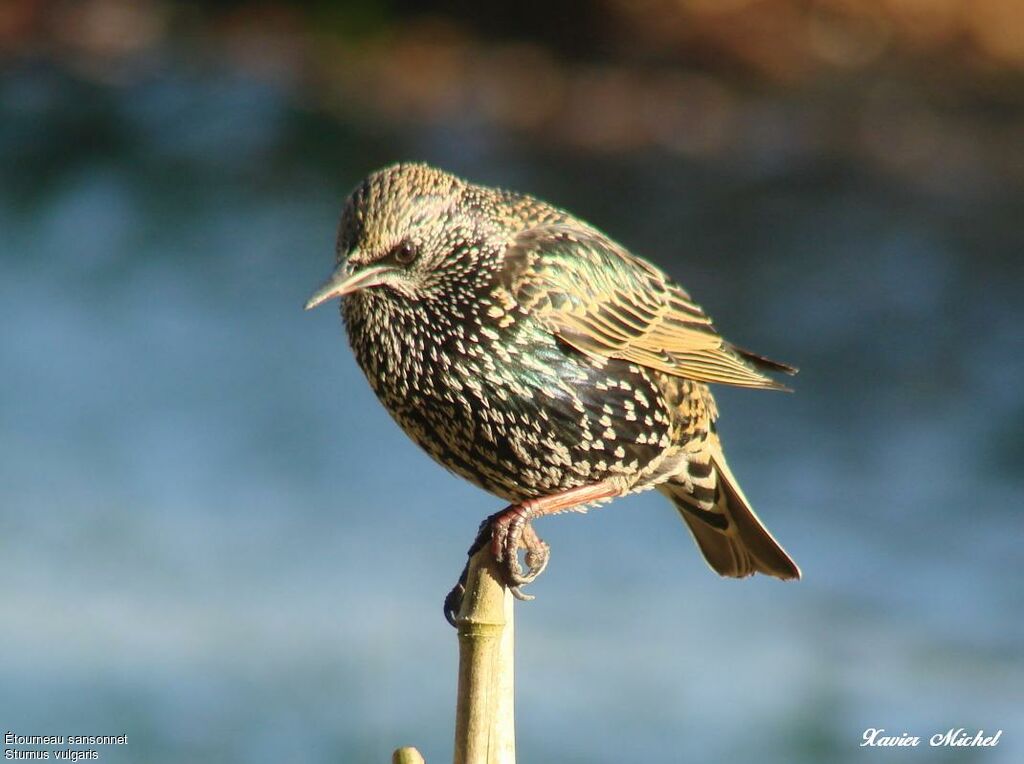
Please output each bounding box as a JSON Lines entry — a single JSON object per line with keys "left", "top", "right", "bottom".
{"left": 1, "top": 0, "right": 1022, "bottom": 761}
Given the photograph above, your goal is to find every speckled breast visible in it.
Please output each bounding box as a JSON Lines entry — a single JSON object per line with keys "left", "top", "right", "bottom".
{"left": 342, "top": 290, "right": 677, "bottom": 502}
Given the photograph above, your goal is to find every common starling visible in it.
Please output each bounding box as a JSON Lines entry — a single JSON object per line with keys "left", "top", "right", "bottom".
{"left": 306, "top": 163, "right": 800, "bottom": 622}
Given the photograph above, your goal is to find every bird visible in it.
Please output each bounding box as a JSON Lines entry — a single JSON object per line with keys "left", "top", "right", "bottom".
{"left": 305, "top": 162, "right": 800, "bottom": 623}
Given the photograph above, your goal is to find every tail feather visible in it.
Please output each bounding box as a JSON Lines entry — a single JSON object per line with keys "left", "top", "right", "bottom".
{"left": 659, "top": 454, "right": 800, "bottom": 580}
{"left": 727, "top": 344, "right": 797, "bottom": 392}
{"left": 730, "top": 344, "right": 798, "bottom": 377}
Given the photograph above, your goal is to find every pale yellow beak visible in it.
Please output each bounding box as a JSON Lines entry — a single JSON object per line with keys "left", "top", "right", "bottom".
{"left": 304, "top": 263, "right": 390, "bottom": 310}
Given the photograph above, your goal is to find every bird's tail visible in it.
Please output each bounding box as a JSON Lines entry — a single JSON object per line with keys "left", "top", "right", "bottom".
{"left": 657, "top": 449, "right": 800, "bottom": 580}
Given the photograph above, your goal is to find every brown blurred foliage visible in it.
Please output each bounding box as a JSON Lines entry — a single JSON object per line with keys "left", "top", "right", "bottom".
{"left": 3, "top": 0, "right": 1023, "bottom": 191}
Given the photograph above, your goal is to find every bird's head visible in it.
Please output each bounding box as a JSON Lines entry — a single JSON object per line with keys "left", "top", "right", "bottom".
{"left": 305, "top": 163, "right": 503, "bottom": 310}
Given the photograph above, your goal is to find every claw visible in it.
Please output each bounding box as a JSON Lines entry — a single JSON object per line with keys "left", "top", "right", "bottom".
{"left": 443, "top": 580, "right": 466, "bottom": 627}
{"left": 520, "top": 525, "right": 550, "bottom": 583}
{"left": 490, "top": 509, "right": 550, "bottom": 591}
{"left": 443, "top": 503, "right": 555, "bottom": 625}
{"left": 509, "top": 586, "right": 534, "bottom": 601}
{"left": 443, "top": 482, "right": 619, "bottom": 624}
{"left": 444, "top": 552, "right": 474, "bottom": 627}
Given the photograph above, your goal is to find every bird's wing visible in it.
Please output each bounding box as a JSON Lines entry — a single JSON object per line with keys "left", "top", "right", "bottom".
{"left": 503, "top": 225, "right": 795, "bottom": 389}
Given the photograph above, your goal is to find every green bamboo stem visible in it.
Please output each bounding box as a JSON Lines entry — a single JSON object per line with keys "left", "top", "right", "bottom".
{"left": 392, "top": 747, "right": 425, "bottom": 764}
{"left": 390, "top": 547, "right": 515, "bottom": 764}
{"left": 453, "top": 547, "right": 516, "bottom": 764}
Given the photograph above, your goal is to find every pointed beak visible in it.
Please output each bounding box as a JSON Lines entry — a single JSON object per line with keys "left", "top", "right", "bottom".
{"left": 304, "top": 263, "right": 390, "bottom": 310}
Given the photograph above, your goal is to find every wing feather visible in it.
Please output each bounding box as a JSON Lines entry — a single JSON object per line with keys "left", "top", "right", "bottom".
{"left": 503, "top": 225, "right": 795, "bottom": 390}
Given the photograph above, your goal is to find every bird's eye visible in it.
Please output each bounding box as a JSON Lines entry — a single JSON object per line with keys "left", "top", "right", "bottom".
{"left": 392, "top": 241, "right": 419, "bottom": 265}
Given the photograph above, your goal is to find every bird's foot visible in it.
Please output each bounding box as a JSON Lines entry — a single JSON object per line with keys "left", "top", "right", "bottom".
{"left": 442, "top": 504, "right": 551, "bottom": 626}
{"left": 490, "top": 509, "right": 550, "bottom": 598}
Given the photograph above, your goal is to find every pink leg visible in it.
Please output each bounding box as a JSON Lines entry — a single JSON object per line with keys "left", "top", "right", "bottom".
{"left": 444, "top": 480, "right": 622, "bottom": 625}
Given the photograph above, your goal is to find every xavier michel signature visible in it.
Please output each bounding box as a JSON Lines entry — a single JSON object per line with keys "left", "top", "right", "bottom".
{"left": 862, "top": 728, "right": 1002, "bottom": 748}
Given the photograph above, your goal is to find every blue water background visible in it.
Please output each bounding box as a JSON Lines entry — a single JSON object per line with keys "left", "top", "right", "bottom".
{"left": 1, "top": 64, "right": 1022, "bottom": 762}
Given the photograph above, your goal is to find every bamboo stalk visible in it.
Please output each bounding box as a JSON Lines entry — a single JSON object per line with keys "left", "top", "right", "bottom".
{"left": 389, "top": 547, "right": 515, "bottom": 764}
{"left": 392, "top": 747, "right": 425, "bottom": 764}
{"left": 453, "top": 547, "right": 516, "bottom": 764}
